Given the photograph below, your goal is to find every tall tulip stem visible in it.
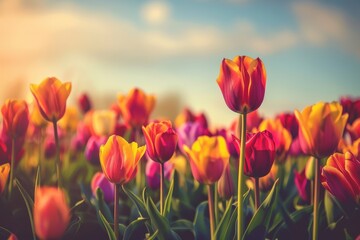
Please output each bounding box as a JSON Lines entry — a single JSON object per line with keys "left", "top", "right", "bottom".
{"left": 214, "top": 182, "right": 219, "bottom": 227}
{"left": 254, "top": 177, "right": 260, "bottom": 210}
{"left": 114, "top": 184, "right": 119, "bottom": 239}
{"left": 237, "top": 113, "right": 247, "bottom": 240}
{"left": 8, "top": 138, "right": 15, "bottom": 199}
{"left": 53, "top": 121, "right": 61, "bottom": 188}
{"left": 207, "top": 184, "right": 215, "bottom": 240}
{"left": 313, "top": 158, "right": 320, "bottom": 240}
{"left": 160, "top": 162, "right": 165, "bottom": 215}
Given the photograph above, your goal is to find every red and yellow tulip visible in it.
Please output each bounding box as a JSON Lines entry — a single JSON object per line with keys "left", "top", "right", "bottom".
{"left": 0, "top": 163, "right": 10, "bottom": 194}
{"left": 99, "top": 135, "right": 146, "bottom": 184}
{"left": 118, "top": 88, "right": 155, "bottom": 128}
{"left": 30, "top": 77, "right": 72, "bottom": 123}
{"left": 1, "top": 99, "right": 29, "bottom": 139}
{"left": 295, "top": 102, "right": 348, "bottom": 159}
{"left": 184, "top": 136, "right": 229, "bottom": 185}
{"left": 216, "top": 56, "right": 266, "bottom": 114}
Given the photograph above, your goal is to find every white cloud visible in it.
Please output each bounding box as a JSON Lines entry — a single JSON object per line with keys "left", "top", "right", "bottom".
{"left": 293, "top": 2, "right": 360, "bottom": 57}
{"left": 141, "top": 1, "right": 170, "bottom": 25}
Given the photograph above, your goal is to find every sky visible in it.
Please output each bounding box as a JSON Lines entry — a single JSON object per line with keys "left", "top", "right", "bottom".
{"left": 1, "top": 0, "right": 360, "bottom": 127}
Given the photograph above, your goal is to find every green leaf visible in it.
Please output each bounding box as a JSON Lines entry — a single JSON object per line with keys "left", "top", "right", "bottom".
{"left": 35, "top": 165, "right": 41, "bottom": 188}
{"left": 163, "top": 174, "right": 175, "bottom": 217}
{"left": 70, "top": 199, "right": 86, "bottom": 212}
{"left": 193, "top": 201, "right": 210, "bottom": 240}
{"left": 123, "top": 218, "right": 148, "bottom": 240}
{"left": 146, "top": 196, "right": 181, "bottom": 240}
{"left": 243, "top": 179, "right": 279, "bottom": 240}
{"left": 122, "top": 185, "right": 149, "bottom": 218}
{"left": 95, "top": 188, "right": 113, "bottom": 222}
{"left": 15, "top": 179, "right": 36, "bottom": 240}
{"left": 98, "top": 210, "right": 116, "bottom": 240}
{"left": 215, "top": 198, "right": 234, "bottom": 239}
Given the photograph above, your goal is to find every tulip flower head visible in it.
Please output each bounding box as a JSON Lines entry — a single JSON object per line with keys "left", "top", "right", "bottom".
{"left": 30, "top": 77, "right": 72, "bottom": 123}
{"left": 91, "top": 110, "right": 117, "bottom": 137}
{"left": 99, "top": 135, "right": 146, "bottom": 184}
{"left": 295, "top": 102, "right": 348, "bottom": 159}
{"left": 118, "top": 88, "right": 155, "bottom": 128}
{"left": 85, "top": 136, "right": 107, "bottom": 165}
{"left": 91, "top": 172, "right": 115, "bottom": 203}
{"left": 145, "top": 160, "right": 173, "bottom": 189}
{"left": 321, "top": 152, "right": 360, "bottom": 205}
{"left": 184, "top": 136, "right": 229, "bottom": 185}
{"left": 234, "top": 130, "right": 276, "bottom": 178}
{"left": 0, "top": 163, "right": 10, "bottom": 194}
{"left": 294, "top": 168, "right": 311, "bottom": 203}
{"left": 78, "top": 93, "right": 92, "bottom": 114}
{"left": 142, "top": 120, "right": 178, "bottom": 163}
{"left": 1, "top": 99, "right": 29, "bottom": 139}
{"left": 216, "top": 56, "right": 266, "bottom": 114}
{"left": 34, "top": 187, "right": 70, "bottom": 240}
{"left": 217, "top": 164, "right": 234, "bottom": 200}
{"left": 177, "top": 122, "right": 209, "bottom": 155}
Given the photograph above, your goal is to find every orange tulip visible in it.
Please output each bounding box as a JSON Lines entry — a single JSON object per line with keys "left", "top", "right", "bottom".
{"left": 118, "top": 88, "right": 155, "bottom": 128}
{"left": 99, "top": 135, "right": 146, "bottom": 184}
{"left": 1, "top": 99, "right": 29, "bottom": 139}
{"left": 322, "top": 152, "right": 360, "bottom": 204}
{"left": 91, "top": 110, "right": 117, "bottom": 137}
{"left": 34, "top": 187, "right": 70, "bottom": 240}
{"left": 295, "top": 102, "right": 348, "bottom": 159}
{"left": 30, "top": 77, "right": 72, "bottom": 123}
{"left": 184, "top": 136, "right": 229, "bottom": 185}
{"left": 142, "top": 120, "right": 178, "bottom": 163}
{"left": 216, "top": 56, "right": 266, "bottom": 114}
{"left": 0, "top": 163, "right": 10, "bottom": 194}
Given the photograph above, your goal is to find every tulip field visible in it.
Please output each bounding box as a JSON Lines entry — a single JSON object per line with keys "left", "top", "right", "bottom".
{"left": 1, "top": 56, "right": 360, "bottom": 240}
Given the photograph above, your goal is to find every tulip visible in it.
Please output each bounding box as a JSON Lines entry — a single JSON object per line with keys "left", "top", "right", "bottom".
{"left": 91, "top": 172, "right": 115, "bottom": 203}
{"left": 217, "top": 164, "right": 234, "bottom": 200}
{"left": 259, "top": 118, "right": 292, "bottom": 163}
{"left": 340, "top": 96, "right": 360, "bottom": 125}
{"left": 85, "top": 136, "right": 107, "bottom": 165}
{"left": 174, "top": 108, "right": 208, "bottom": 129}
{"left": 294, "top": 102, "right": 348, "bottom": 159}
{"left": 294, "top": 168, "right": 311, "bottom": 203}
{"left": 99, "top": 135, "right": 145, "bottom": 238}
{"left": 145, "top": 160, "right": 173, "bottom": 190}
{"left": 247, "top": 110, "right": 263, "bottom": 132}
{"left": 1, "top": 99, "right": 29, "bottom": 140}
{"left": 0, "top": 163, "right": 10, "bottom": 194}
{"left": 58, "top": 106, "right": 79, "bottom": 133}
{"left": 78, "top": 93, "right": 92, "bottom": 114}
{"left": 99, "top": 135, "right": 146, "bottom": 185}
{"left": 216, "top": 56, "right": 266, "bottom": 114}
{"left": 347, "top": 118, "right": 360, "bottom": 143}
{"left": 295, "top": 102, "right": 348, "bottom": 240}
{"left": 233, "top": 130, "right": 276, "bottom": 178}
{"left": 142, "top": 120, "right": 178, "bottom": 164}
{"left": 184, "top": 135, "right": 229, "bottom": 185}
{"left": 34, "top": 187, "right": 70, "bottom": 240}
{"left": 92, "top": 110, "right": 117, "bottom": 137}
{"left": 118, "top": 88, "right": 155, "bottom": 128}
{"left": 30, "top": 77, "right": 71, "bottom": 123}
{"left": 184, "top": 135, "right": 229, "bottom": 240}
{"left": 321, "top": 152, "right": 360, "bottom": 205}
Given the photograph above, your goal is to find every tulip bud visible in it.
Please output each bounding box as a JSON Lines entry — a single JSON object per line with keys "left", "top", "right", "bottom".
{"left": 145, "top": 160, "right": 173, "bottom": 189}
{"left": 294, "top": 168, "right": 311, "bottom": 203}
{"left": 85, "top": 136, "right": 107, "bottom": 165}
{"left": 34, "top": 187, "right": 70, "bottom": 240}
{"left": 91, "top": 172, "right": 114, "bottom": 203}
{"left": 217, "top": 164, "right": 234, "bottom": 200}
{"left": 78, "top": 93, "right": 92, "bottom": 114}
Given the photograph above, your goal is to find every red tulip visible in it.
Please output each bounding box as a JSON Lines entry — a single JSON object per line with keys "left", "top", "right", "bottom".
{"left": 294, "top": 168, "right": 311, "bottom": 203}
{"left": 1, "top": 99, "right": 29, "bottom": 139}
{"left": 78, "top": 93, "right": 92, "bottom": 114}
{"left": 216, "top": 56, "right": 266, "bottom": 114}
{"left": 322, "top": 151, "right": 360, "bottom": 204}
{"left": 234, "top": 130, "right": 276, "bottom": 178}
{"left": 142, "top": 120, "right": 178, "bottom": 163}
{"left": 217, "top": 164, "right": 234, "bottom": 200}
{"left": 34, "top": 187, "right": 70, "bottom": 240}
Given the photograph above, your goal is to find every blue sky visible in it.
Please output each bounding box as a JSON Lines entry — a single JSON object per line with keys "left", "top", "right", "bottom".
{"left": 1, "top": 0, "right": 359, "bottom": 127}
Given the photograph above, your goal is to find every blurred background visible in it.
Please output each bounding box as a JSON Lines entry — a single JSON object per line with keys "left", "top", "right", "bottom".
{"left": 1, "top": 0, "right": 360, "bottom": 127}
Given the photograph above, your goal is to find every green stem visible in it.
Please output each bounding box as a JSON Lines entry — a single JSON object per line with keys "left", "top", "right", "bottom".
{"left": 313, "top": 158, "right": 320, "bottom": 240}
{"left": 214, "top": 182, "right": 219, "bottom": 227}
{"left": 254, "top": 177, "right": 260, "bottom": 211}
{"left": 207, "top": 184, "right": 215, "bottom": 240}
{"left": 160, "top": 162, "right": 164, "bottom": 215}
{"left": 114, "top": 184, "right": 119, "bottom": 240}
{"left": 237, "top": 113, "right": 247, "bottom": 240}
{"left": 8, "top": 138, "right": 15, "bottom": 199}
{"left": 135, "top": 128, "right": 143, "bottom": 193}
{"left": 53, "top": 121, "right": 61, "bottom": 188}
